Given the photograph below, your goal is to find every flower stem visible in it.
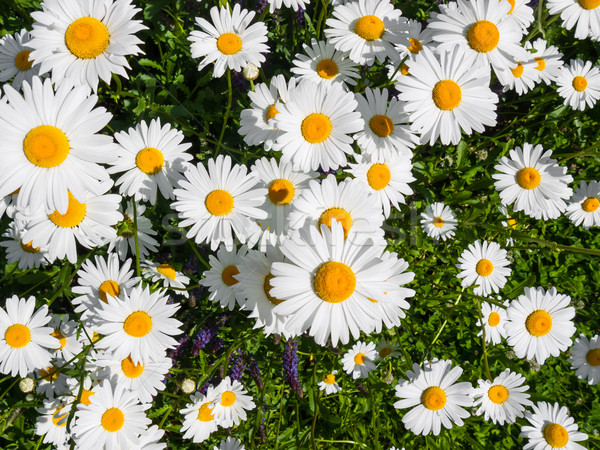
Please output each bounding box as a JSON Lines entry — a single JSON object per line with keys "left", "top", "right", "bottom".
{"left": 475, "top": 299, "right": 493, "bottom": 381}
{"left": 132, "top": 202, "right": 142, "bottom": 277}
{"left": 215, "top": 68, "right": 233, "bottom": 157}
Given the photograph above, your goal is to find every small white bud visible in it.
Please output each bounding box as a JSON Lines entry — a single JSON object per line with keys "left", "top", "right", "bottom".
{"left": 181, "top": 378, "right": 196, "bottom": 394}
{"left": 19, "top": 377, "right": 35, "bottom": 393}
{"left": 243, "top": 64, "right": 259, "bottom": 81}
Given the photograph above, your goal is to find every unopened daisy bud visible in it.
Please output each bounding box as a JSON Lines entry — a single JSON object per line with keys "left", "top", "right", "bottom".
{"left": 243, "top": 64, "right": 259, "bottom": 81}
{"left": 181, "top": 378, "right": 196, "bottom": 394}
{"left": 19, "top": 377, "right": 35, "bottom": 393}
{"left": 25, "top": 393, "right": 34, "bottom": 402}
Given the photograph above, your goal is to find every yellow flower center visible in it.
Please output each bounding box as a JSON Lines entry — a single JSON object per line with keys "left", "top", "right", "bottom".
{"left": 323, "top": 374, "right": 336, "bottom": 385}
{"left": 432, "top": 80, "right": 462, "bottom": 110}
{"left": 379, "top": 347, "right": 392, "bottom": 358}
{"left": 5, "top": 324, "right": 31, "bottom": 348}
{"left": 263, "top": 273, "right": 285, "bottom": 305}
{"left": 123, "top": 311, "right": 153, "bottom": 337}
{"left": 19, "top": 240, "right": 40, "bottom": 253}
{"left": 488, "top": 311, "right": 501, "bottom": 327}
{"left": 221, "top": 265, "right": 239, "bottom": 286}
{"left": 354, "top": 15, "right": 385, "bottom": 41}
{"left": 216, "top": 33, "right": 242, "bottom": 55}
{"left": 301, "top": 113, "right": 332, "bottom": 144}
{"left": 65, "top": 17, "right": 110, "bottom": 59}
{"left": 366, "top": 163, "right": 391, "bottom": 190}
{"left": 23, "top": 125, "right": 70, "bottom": 168}
{"left": 407, "top": 38, "right": 423, "bottom": 54}
{"left": 80, "top": 389, "right": 94, "bottom": 405}
{"left": 198, "top": 402, "right": 215, "bottom": 422}
{"left": 432, "top": 217, "right": 444, "bottom": 228}
{"left": 157, "top": 263, "right": 177, "bottom": 280}
{"left": 525, "top": 310, "right": 553, "bottom": 337}
{"left": 400, "top": 63, "right": 410, "bottom": 76}
{"left": 353, "top": 352, "right": 366, "bottom": 365}
{"left": 317, "top": 59, "right": 339, "bottom": 79}
{"left": 318, "top": 207, "right": 353, "bottom": 238}
{"left": 135, "top": 147, "right": 164, "bottom": 175}
{"left": 220, "top": 390, "right": 236, "bottom": 407}
{"left": 476, "top": 259, "right": 494, "bottom": 277}
{"left": 14, "top": 50, "right": 33, "bottom": 71}
{"left": 205, "top": 189, "right": 234, "bottom": 216}
{"left": 582, "top": 197, "right": 599, "bottom": 212}
{"left": 487, "top": 384, "right": 509, "bottom": 404}
{"left": 40, "top": 365, "right": 59, "bottom": 381}
{"left": 535, "top": 57, "right": 546, "bottom": 71}
{"left": 52, "top": 407, "right": 69, "bottom": 427}
{"left": 369, "top": 115, "right": 394, "bottom": 138}
{"left": 579, "top": 0, "right": 600, "bottom": 10}
{"left": 313, "top": 261, "right": 356, "bottom": 303}
{"left": 573, "top": 76, "right": 588, "bottom": 92}
{"left": 421, "top": 386, "right": 447, "bottom": 411}
{"left": 586, "top": 348, "right": 600, "bottom": 366}
{"left": 516, "top": 167, "right": 541, "bottom": 190}
{"left": 101, "top": 407, "right": 125, "bottom": 432}
{"left": 268, "top": 178, "right": 295, "bottom": 205}
{"left": 48, "top": 192, "right": 87, "bottom": 228}
{"left": 99, "top": 280, "right": 120, "bottom": 303}
{"left": 511, "top": 62, "right": 524, "bottom": 78}
{"left": 121, "top": 355, "right": 145, "bottom": 378}
{"left": 467, "top": 20, "right": 500, "bottom": 53}
{"left": 266, "top": 104, "right": 280, "bottom": 121}
{"left": 543, "top": 423, "right": 569, "bottom": 448}
{"left": 508, "top": 217, "right": 517, "bottom": 229}
{"left": 51, "top": 329, "right": 67, "bottom": 350}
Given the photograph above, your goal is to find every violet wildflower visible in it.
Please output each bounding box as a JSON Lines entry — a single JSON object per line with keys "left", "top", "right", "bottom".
{"left": 282, "top": 338, "right": 301, "bottom": 396}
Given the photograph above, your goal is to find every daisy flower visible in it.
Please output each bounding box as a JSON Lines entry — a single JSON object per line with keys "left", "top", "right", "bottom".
{"left": 524, "top": 38, "right": 564, "bottom": 84}
{"left": 210, "top": 377, "right": 256, "bottom": 428}
{"left": 492, "top": 143, "right": 574, "bottom": 220}
{"left": 0, "top": 29, "right": 41, "bottom": 90}
{"left": 189, "top": 4, "right": 269, "bottom": 78}
{"left": 456, "top": 240, "right": 512, "bottom": 297}
{"left": 173, "top": 155, "right": 267, "bottom": 251}
{"left": 420, "top": 202, "right": 457, "bottom": 241}
{"left": 0, "top": 295, "right": 58, "bottom": 377}
{"left": 375, "top": 337, "right": 401, "bottom": 359}
{"left": 521, "top": 402, "right": 588, "bottom": 450}
{"left": 35, "top": 362, "right": 71, "bottom": 399}
{"left": 142, "top": 260, "right": 190, "bottom": 298}
{"left": 477, "top": 301, "right": 508, "bottom": 345}
{"left": 215, "top": 437, "right": 245, "bottom": 450}
{"left": 180, "top": 386, "right": 220, "bottom": 443}
{"left": 547, "top": 0, "right": 600, "bottom": 40}
{"left": 29, "top": 0, "right": 146, "bottom": 91}
{"left": 47, "top": 315, "right": 84, "bottom": 362}
{"left": 109, "top": 118, "right": 192, "bottom": 205}
{"left": 0, "top": 220, "right": 49, "bottom": 269}
{"left": 566, "top": 180, "right": 600, "bottom": 229}
{"left": 291, "top": 39, "right": 360, "bottom": 88}
{"left": 324, "top": 0, "right": 409, "bottom": 65}
{"left": 556, "top": 59, "right": 600, "bottom": 110}
{"left": 273, "top": 80, "right": 363, "bottom": 173}
{"left": 35, "top": 399, "right": 70, "bottom": 449}
{"left": 471, "top": 369, "right": 532, "bottom": 425}
{"left": 568, "top": 334, "right": 600, "bottom": 385}
{"left": 505, "top": 286, "right": 576, "bottom": 364}
{"left": 133, "top": 425, "right": 166, "bottom": 450}
{"left": 395, "top": 46, "right": 498, "bottom": 146}
{"left": 503, "top": 0, "right": 535, "bottom": 33}
{"left": 0, "top": 77, "right": 115, "bottom": 214}
{"left": 200, "top": 244, "right": 248, "bottom": 311}
{"left": 270, "top": 221, "right": 398, "bottom": 346}
{"left": 71, "top": 379, "right": 151, "bottom": 449}
{"left": 393, "top": 359, "right": 473, "bottom": 436}
{"left": 267, "top": 0, "right": 308, "bottom": 13}
{"left": 394, "top": 19, "right": 433, "bottom": 60}
{"left": 342, "top": 341, "right": 378, "bottom": 379}
{"left": 496, "top": 57, "right": 541, "bottom": 95}
{"left": 95, "top": 285, "right": 183, "bottom": 364}
{"left": 318, "top": 370, "right": 342, "bottom": 395}
{"left": 108, "top": 201, "right": 160, "bottom": 261}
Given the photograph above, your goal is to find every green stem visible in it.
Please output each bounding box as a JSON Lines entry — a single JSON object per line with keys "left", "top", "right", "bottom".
{"left": 475, "top": 299, "right": 493, "bottom": 380}
{"left": 311, "top": 364, "right": 318, "bottom": 450}
{"left": 132, "top": 202, "right": 142, "bottom": 277}
{"left": 422, "top": 287, "right": 466, "bottom": 362}
{"left": 215, "top": 68, "right": 233, "bottom": 157}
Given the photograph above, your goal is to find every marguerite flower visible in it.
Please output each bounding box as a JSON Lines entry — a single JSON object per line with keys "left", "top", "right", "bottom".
{"left": 0, "top": 220, "right": 49, "bottom": 269}
{"left": 556, "top": 59, "right": 600, "bottom": 110}
{"left": 420, "top": 202, "right": 457, "bottom": 241}
{"left": 108, "top": 201, "right": 160, "bottom": 261}
{"left": 210, "top": 377, "right": 256, "bottom": 428}
{"left": 375, "top": 337, "right": 401, "bottom": 359}
{"left": 477, "top": 301, "right": 508, "bottom": 345}
{"left": 142, "top": 260, "right": 190, "bottom": 298}
{"left": 35, "top": 399, "right": 70, "bottom": 449}
{"left": 47, "top": 315, "right": 84, "bottom": 362}
{"left": 566, "top": 180, "right": 600, "bottom": 229}
{"left": 267, "top": 0, "right": 307, "bottom": 13}
{"left": 215, "top": 437, "right": 245, "bottom": 450}
{"left": 35, "top": 362, "right": 71, "bottom": 399}
{"left": 0, "top": 29, "right": 41, "bottom": 90}
{"left": 394, "top": 19, "right": 432, "bottom": 60}
{"left": 318, "top": 370, "right": 342, "bottom": 395}
{"left": 133, "top": 425, "right": 167, "bottom": 450}
{"left": 524, "top": 38, "right": 564, "bottom": 84}
{"left": 200, "top": 244, "right": 248, "bottom": 311}
{"left": 503, "top": 0, "right": 535, "bottom": 33}
{"left": 180, "top": 386, "right": 220, "bottom": 443}
{"left": 456, "top": 240, "right": 512, "bottom": 297}
{"left": 342, "top": 341, "right": 378, "bottom": 379}
{"left": 521, "top": 402, "right": 588, "bottom": 450}
{"left": 547, "top": 0, "right": 600, "bottom": 40}
{"left": 496, "top": 57, "right": 541, "bottom": 95}
{"left": 568, "top": 334, "right": 600, "bottom": 385}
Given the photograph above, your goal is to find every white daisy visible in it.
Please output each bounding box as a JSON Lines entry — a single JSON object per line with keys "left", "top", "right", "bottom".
{"left": 524, "top": 38, "right": 564, "bottom": 84}
{"left": 556, "top": 59, "right": 600, "bottom": 110}
{"left": 521, "top": 402, "right": 588, "bottom": 450}
{"left": 35, "top": 361, "right": 71, "bottom": 399}
{"left": 568, "top": 334, "right": 600, "bottom": 385}
{"left": 394, "top": 19, "right": 433, "bottom": 60}
{"left": 267, "top": 0, "right": 308, "bottom": 13}
{"left": 35, "top": 399, "right": 70, "bottom": 449}
{"left": 215, "top": 437, "right": 245, "bottom": 450}
{"left": 342, "top": 341, "right": 378, "bottom": 379}
{"left": 503, "top": 0, "right": 535, "bottom": 33}
{"left": 210, "top": 376, "right": 256, "bottom": 428}
{"left": 189, "top": 4, "right": 269, "bottom": 78}
{"left": 566, "top": 180, "right": 600, "bottom": 229}
{"left": 0, "top": 29, "right": 41, "bottom": 90}
{"left": 471, "top": 369, "right": 532, "bottom": 425}
{"left": 420, "top": 202, "right": 457, "bottom": 241}
{"left": 0, "top": 220, "right": 49, "bottom": 269}
{"left": 547, "top": 0, "right": 600, "bottom": 40}
{"left": 375, "top": 337, "right": 401, "bottom": 359}
{"left": 142, "top": 260, "right": 190, "bottom": 298}
{"left": 180, "top": 386, "right": 220, "bottom": 443}
{"left": 318, "top": 370, "right": 342, "bottom": 395}
{"left": 108, "top": 201, "right": 160, "bottom": 261}
{"left": 496, "top": 57, "right": 541, "bottom": 95}
{"left": 505, "top": 286, "right": 576, "bottom": 364}
{"left": 47, "top": 315, "right": 84, "bottom": 362}
{"left": 477, "top": 301, "right": 508, "bottom": 345}
{"left": 29, "top": 0, "right": 146, "bottom": 91}
{"left": 133, "top": 425, "right": 167, "bottom": 450}
{"left": 456, "top": 240, "right": 512, "bottom": 297}
{"left": 200, "top": 244, "right": 248, "bottom": 311}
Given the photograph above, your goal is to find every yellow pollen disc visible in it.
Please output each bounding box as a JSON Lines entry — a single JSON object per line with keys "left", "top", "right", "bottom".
{"left": 123, "top": 311, "right": 153, "bottom": 338}
{"left": 511, "top": 62, "right": 524, "bottom": 78}
{"left": 52, "top": 408, "right": 68, "bottom": 427}
{"left": 467, "top": 20, "right": 500, "bottom": 53}
{"left": 573, "top": 75, "right": 588, "bottom": 92}
{"left": 516, "top": 167, "right": 541, "bottom": 190}
{"left": 266, "top": 104, "right": 280, "bottom": 121}
{"left": 487, "top": 384, "right": 509, "bottom": 404}
{"left": 205, "top": 190, "right": 234, "bottom": 216}
{"left": 263, "top": 273, "right": 285, "bottom": 305}
{"left": 65, "top": 17, "right": 110, "bottom": 59}
{"left": 582, "top": 197, "right": 599, "bottom": 212}
{"left": 543, "top": 423, "right": 569, "bottom": 448}
{"left": 586, "top": 348, "right": 600, "bottom": 366}
{"left": 369, "top": 115, "right": 394, "bottom": 138}
{"left": 508, "top": 217, "right": 517, "bottom": 229}
{"left": 535, "top": 57, "right": 546, "bottom": 71}
{"left": 354, "top": 15, "right": 385, "bottom": 41}
{"left": 488, "top": 312, "right": 501, "bottom": 327}
{"left": 268, "top": 178, "right": 295, "bottom": 205}
{"left": 51, "top": 329, "right": 67, "bottom": 350}
{"left": 579, "top": 0, "right": 600, "bottom": 10}
{"left": 313, "top": 261, "right": 356, "bottom": 304}
{"left": 323, "top": 374, "right": 336, "bottom": 385}
{"left": 301, "top": 113, "right": 332, "bottom": 144}
{"left": 317, "top": 59, "right": 338, "bottom": 79}
{"left": 432, "top": 80, "right": 462, "bottom": 111}
{"left": 221, "top": 390, "right": 236, "bottom": 407}
{"left": 80, "top": 389, "right": 94, "bottom": 405}
{"left": 421, "top": 386, "right": 447, "bottom": 411}
{"left": 23, "top": 125, "right": 70, "bottom": 168}
{"left": 525, "top": 310, "right": 553, "bottom": 337}
{"left": 505, "top": 0, "right": 516, "bottom": 14}
{"left": 157, "top": 263, "right": 177, "bottom": 280}
{"left": 353, "top": 352, "right": 366, "bottom": 365}
{"left": 121, "top": 355, "right": 144, "bottom": 378}
{"left": 432, "top": 217, "right": 444, "bottom": 228}
{"left": 14, "top": 50, "right": 33, "bottom": 71}
{"left": 5, "top": 324, "right": 31, "bottom": 348}
{"left": 40, "top": 365, "right": 59, "bottom": 381}
{"left": 99, "top": 280, "right": 120, "bottom": 303}
{"left": 20, "top": 240, "right": 40, "bottom": 253}
{"left": 222, "top": 265, "right": 239, "bottom": 286}
{"left": 407, "top": 38, "right": 423, "bottom": 54}
{"left": 379, "top": 347, "right": 392, "bottom": 358}
{"left": 135, "top": 147, "right": 164, "bottom": 175}
{"left": 101, "top": 407, "right": 125, "bottom": 433}
{"left": 476, "top": 259, "right": 494, "bottom": 277}
{"left": 400, "top": 63, "right": 410, "bottom": 76}
{"left": 366, "top": 163, "right": 391, "bottom": 190}
{"left": 318, "top": 208, "right": 353, "bottom": 238}
{"left": 198, "top": 402, "right": 215, "bottom": 422}
{"left": 48, "top": 192, "right": 87, "bottom": 228}
{"left": 217, "top": 32, "right": 242, "bottom": 55}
